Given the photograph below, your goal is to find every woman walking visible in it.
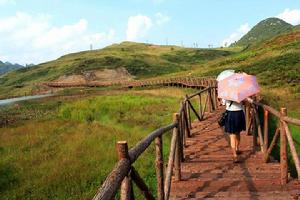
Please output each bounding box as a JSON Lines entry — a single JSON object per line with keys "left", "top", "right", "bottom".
{"left": 217, "top": 71, "right": 259, "bottom": 162}
{"left": 223, "top": 99, "right": 246, "bottom": 162}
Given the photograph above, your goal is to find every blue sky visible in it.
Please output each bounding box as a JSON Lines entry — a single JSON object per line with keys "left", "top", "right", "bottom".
{"left": 0, "top": 0, "right": 299, "bottom": 64}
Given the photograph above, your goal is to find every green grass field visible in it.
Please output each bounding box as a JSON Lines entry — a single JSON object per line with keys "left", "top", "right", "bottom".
{"left": 0, "top": 88, "right": 193, "bottom": 199}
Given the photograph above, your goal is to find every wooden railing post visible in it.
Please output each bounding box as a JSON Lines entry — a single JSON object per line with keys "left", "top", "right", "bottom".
{"left": 214, "top": 87, "right": 218, "bottom": 109}
{"left": 198, "top": 94, "right": 203, "bottom": 120}
{"left": 178, "top": 113, "right": 184, "bottom": 161}
{"left": 174, "top": 113, "right": 181, "bottom": 181}
{"left": 210, "top": 87, "right": 216, "bottom": 111}
{"left": 283, "top": 122, "right": 300, "bottom": 181}
{"left": 183, "top": 101, "right": 191, "bottom": 138}
{"left": 185, "top": 95, "right": 192, "bottom": 130}
{"left": 254, "top": 108, "right": 265, "bottom": 153}
{"left": 245, "top": 103, "right": 251, "bottom": 135}
{"left": 155, "top": 136, "right": 164, "bottom": 200}
{"left": 252, "top": 107, "right": 258, "bottom": 152}
{"left": 117, "top": 141, "right": 132, "bottom": 200}
{"left": 164, "top": 115, "right": 179, "bottom": 200}
{"left": 207, "top": 89, "right": 212, "bottom": 113}
{"left": 280, "top": 108, "right": 288, "bottom": 185}
{"left": 264, "top": 109, "right": 269, "bottom": 152}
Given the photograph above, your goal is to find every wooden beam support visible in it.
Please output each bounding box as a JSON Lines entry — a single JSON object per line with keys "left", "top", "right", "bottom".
{"left": 264, "top": 128, "right": 280, "bottom": 163}
{"left": 187, "top": 99, "right": 201, "bottom": 121}
{"left": 131, "top": 167, "right": 155, "bottom": 200}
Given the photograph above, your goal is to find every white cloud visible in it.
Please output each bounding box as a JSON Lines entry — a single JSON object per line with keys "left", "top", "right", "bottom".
{"left": 126, "top": 13, "right": 170, "bottom": 41}
{"left": 0, "top": 0, "right": 15, "bottom": 6}
{"left": 155, "top": 12, "right": 170, "bottom": 25}
{"left": 277, "top": 8, "right": 300, "bottom": 25}
{"left": 0, "top": 12, "right": 116, "bottom": 64}
{"left": 126, "top": 15, "right": 153, "bottom": 41}
{"left": 221, "top": 23, "right": 251, "bottom": 47}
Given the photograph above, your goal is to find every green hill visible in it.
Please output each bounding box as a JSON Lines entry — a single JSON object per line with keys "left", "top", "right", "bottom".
{"left": 0, "top": 61, "right": 23, "bottom": 75}
{"left": 233, "top": 18, "right": 294, "bottom": 47}
{"left": 188, "top": 29, "right": 300, "bottom": 107}
{"left": 0, "top": 42, "right": 232, "bottom": 98}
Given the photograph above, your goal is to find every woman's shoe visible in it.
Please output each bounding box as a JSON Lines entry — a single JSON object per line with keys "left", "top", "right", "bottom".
{"left": 233, "top": 156, "right": 239, "bottom": 163}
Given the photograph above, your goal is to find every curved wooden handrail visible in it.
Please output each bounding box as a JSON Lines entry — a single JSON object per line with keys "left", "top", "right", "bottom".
{"left": 247, "top": 98, "right": 300, "bottom": 126}
{"left": 128, "top": 123, "right": 177, "bottom": 163}
{"left": 92, "top": 123, "right": 176, "bottom": 200}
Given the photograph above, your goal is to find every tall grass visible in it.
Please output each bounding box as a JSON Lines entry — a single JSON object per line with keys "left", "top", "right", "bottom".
{"left": 0, "top": 92, "right": 180, "bottom": 199}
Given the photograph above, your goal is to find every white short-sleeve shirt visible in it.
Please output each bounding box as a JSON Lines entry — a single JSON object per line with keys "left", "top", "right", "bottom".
{"left": 222, "top": 99, "right": 243, "bottom": 111}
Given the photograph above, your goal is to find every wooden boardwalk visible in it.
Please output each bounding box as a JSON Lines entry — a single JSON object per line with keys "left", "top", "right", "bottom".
{"left": 170, "top": 108, "right": 300, "bottom": 200}
{"left": 93, "top": 85, "right": 300, "bottom": 200}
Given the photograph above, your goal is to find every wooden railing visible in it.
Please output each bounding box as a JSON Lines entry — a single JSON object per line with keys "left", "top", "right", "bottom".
{"left": 88, "top": 76, "right": 300, "bottom": 199}
{"left": 245, "top": 98, "right": 300, "bottom": 184}
{"left": 92, "top": 86, "right": 218, "bottom": 200}
{"left": 43, "top": 76, "right": 217, "bottom": 89}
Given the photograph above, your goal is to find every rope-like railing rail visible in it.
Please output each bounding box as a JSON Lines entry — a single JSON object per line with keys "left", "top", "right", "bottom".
{"left": 92, "top": 86, "right": 218, "bottom": 200}
{"left": 245, "top": 97, "right": 300, "bottom": 183}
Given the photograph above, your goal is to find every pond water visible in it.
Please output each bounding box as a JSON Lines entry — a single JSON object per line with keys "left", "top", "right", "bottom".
{"left": 0, "top": 94, "right": 53, "bottom": 106}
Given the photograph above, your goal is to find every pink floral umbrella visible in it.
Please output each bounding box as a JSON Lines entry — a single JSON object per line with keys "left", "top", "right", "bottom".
{"left": 218, "top": 73, "right": 260, "bottom": 103}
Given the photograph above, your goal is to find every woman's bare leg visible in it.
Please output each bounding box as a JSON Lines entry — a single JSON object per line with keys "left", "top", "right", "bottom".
{"left": 236, "top": 133, "right": 240, "bottom": 152}
{"left": 229, "top": 134, "right": 237, "bottom": 157}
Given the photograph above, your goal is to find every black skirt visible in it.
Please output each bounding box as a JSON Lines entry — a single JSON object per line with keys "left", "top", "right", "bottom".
{"left": 225, "top": 110, "right": 246, "bottom": 134}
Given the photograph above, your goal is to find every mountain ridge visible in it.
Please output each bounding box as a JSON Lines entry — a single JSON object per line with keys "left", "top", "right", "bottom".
{"left": 0, "top": 61, "right": 24, "bottom": 75}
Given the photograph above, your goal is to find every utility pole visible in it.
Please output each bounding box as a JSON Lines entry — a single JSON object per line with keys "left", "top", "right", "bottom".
{"left": 90, "top": 44, "right": 93, "bottom": 51}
